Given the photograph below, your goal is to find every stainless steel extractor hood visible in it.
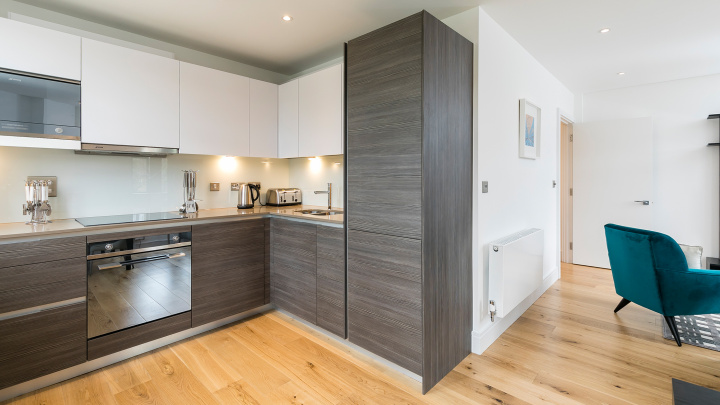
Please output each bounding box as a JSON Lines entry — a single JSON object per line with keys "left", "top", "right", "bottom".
{"left": 76, "top": 143, "right": 178, "bottom": 157}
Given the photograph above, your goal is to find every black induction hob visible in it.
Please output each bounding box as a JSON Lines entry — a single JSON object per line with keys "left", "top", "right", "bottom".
{"left": 75, "top": 212, "right": 185, "bottom": 227}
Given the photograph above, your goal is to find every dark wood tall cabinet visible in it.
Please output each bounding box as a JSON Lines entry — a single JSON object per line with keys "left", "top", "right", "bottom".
{"left": 346, "top": 11, "right": 473, "bottom": 393}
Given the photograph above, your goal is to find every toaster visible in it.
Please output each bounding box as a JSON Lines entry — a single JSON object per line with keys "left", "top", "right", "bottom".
{"left": 266, "top": 188, "right": 302, "bottom": 206}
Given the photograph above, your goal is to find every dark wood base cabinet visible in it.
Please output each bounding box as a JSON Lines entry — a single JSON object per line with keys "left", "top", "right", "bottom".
{"left": 192, "top": 220, "right": 266, "bottom": 327}
{"left": 347, "top": 11, "right": 473, "bottom": 393}
{"left": 271, "top": 219, "right": 346, "bottom": 338}
{"left": 0, "top": 303, "right": 86, "bottom": 390}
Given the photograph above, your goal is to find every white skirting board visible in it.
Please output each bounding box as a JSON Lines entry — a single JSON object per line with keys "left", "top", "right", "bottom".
{"left": 472, "top": 268, "right": 559, "bottom": 355}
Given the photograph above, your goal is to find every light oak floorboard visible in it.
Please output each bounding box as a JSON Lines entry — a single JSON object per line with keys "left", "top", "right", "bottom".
{"left": 4, "top": 263, "right": 720, "bottom": 404}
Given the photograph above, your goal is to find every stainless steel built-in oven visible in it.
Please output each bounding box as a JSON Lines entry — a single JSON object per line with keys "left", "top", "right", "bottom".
{"left": 86, "top": 230, "right": 191, "bottom": 339}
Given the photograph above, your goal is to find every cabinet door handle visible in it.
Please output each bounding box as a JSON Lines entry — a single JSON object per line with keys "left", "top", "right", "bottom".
{"left": 97, "top": 252, "right": 185, "bottom": 271}
{"left": 633, "top": 200, "right": 650, "bottom": 205}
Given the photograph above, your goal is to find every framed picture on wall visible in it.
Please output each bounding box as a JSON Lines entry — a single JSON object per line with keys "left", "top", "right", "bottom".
{"left": 519, "top": 99, "right": 541, "bottom": 159}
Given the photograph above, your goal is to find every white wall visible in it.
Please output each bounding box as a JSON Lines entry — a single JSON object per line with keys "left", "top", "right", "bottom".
{"left": 288, "top": 155, "right": 344, "bottom": 208}
{"left": 581, "top": 74, "right": 720, "bottom": 258}
{"left": 444, "top": 7, "right": 575, "bottom": 354}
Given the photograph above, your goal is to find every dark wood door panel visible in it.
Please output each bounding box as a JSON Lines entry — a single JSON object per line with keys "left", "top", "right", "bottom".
{"left": 191, "top": 220, "right": 266, "bottom": 327}
{"left": 316, "top": 226, "right": 345, "bottom": 337}
{"left": 346, "top": 124, "right": 421, "bottom": 178}
{"left": 0, "top": 257, "right": 86, "bottom": 314}
{"left": 348, "top": 306, "right": 422, "bottom": 375}
{"left": 0, "top": 236, "right": 85, "bottom": 269}
{"left": 347, "top": 230, "right": 422, "bottom": 373}
{"left": 347, "top": 12, "right": 422, "bottom": 64}
{"left": 270, "top": 219, "right": 317, "bottom": 324}
{"left": 0, "top": 302, "right": 86, "bottom": 390}
{"left": 347, "top": 59, "right": 421, "bottom": 108}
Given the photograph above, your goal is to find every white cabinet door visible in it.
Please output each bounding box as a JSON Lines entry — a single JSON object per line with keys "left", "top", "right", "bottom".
{"left": 249, "top": 79, "right": 278, "bottom": 158}
{"left": 180, "top": 62, "right": 249, "bottom": 156}
{"left": 0, "top": 18, "right": 81, "bottom": 80}
{"left": 298, "top": 64, "right": 343, "bottom": 157}
{"left": 81, "top": 38, "right": 179, "bottom": 148}
{"left": 278, "top": 79, "right": 299, "bottom": 158}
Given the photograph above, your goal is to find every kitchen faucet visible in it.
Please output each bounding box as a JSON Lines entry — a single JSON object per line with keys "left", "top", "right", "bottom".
{"left": 314, "top": 183, "right": 332, "bottom": 209}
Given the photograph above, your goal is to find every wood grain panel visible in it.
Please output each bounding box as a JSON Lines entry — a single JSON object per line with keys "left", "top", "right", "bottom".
{"left": 420, "top": 11, "right": 474, "bottom": 393}
{"left": 346, "top": 175, "right": 421, "bottom": 239}
{"left": 264, "top": 217, "right": 271, "bottom": 304}
{"left": 86, "top": 226, "right": 190, "bottom": 243}
{"left": 346, "top": 123, "right": 421, "bottom": 177}
{"left": 87, "top": 311, "right": 191, "bottom": 360}
{"left": 0, "top": 257, "right": 85, "bottom": 314}
{"left": 0, "top": 302, "right": 86, "bottom": 390}
{"left": 270, "top": 219, "right": 317, "bottom": 325}
{"left": 316, "top": 226, "right": 345, "bottom": 338}
{"left": 191, "top": 220, "right": 265, "bottom": 327}
{"left": 0, "top": 236, "right": 85, "bottom": 269}
{"left": 347, "top": 230, "right": 422, "bottom": 374}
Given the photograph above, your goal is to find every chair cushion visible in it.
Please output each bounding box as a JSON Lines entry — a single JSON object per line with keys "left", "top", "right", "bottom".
{"left": 678, "top": 244, "right": 703, "bottom": 269}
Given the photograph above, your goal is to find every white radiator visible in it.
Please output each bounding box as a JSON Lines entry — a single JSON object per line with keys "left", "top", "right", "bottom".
{"left": 488, "top": 229, "right": 544, "bottom": 320}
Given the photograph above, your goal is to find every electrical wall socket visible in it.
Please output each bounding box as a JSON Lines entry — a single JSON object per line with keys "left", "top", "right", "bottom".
{"left": 27, "top": 176, "right": 58, "bottom": 197}
{"left": 210, "top": 183, "right": 220, "bottom": 191}
{"left": 231, "top": 182, "right": 240, "bottom": 191}
{"left": 482, "top": 181, "right": 488, "bottom": 193}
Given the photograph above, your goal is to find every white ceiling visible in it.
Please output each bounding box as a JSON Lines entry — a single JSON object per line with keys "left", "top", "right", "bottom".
{"left": 15, "top": 0, "right": 481, "bottom": 75}
{"left": 478, "top": 0, "right": 720, "bottom": 94}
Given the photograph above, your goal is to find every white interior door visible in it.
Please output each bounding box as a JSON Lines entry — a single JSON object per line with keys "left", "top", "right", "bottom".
{"left": 573, "top": 117, "right": 653, "bottom": 268}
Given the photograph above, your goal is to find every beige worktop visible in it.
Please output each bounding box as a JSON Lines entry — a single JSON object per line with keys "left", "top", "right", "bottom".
{"left": 0, "top": 205, "right": 343, "bottom": 242}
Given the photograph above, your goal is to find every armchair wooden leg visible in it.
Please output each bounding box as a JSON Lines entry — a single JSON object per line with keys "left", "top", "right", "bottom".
{"left": 664, "top": 316, "right": 683, "bottom": 347}
{"left": 613, "top": 298, "right": 632, "bottom": 313}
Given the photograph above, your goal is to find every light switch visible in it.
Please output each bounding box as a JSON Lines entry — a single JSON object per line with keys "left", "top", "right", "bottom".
{"left": 482, "top": 181, "right": 488, "bottom": 193}
{"left": 210, "top": 183, "right": 220, "bottom": 191}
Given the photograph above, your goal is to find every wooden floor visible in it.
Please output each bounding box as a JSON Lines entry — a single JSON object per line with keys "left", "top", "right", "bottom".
{"left": 5, "top": 263, "right": 720, "bottom": 404}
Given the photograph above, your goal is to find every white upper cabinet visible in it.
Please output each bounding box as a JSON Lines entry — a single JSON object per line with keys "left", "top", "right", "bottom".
{"left": 180, "top": 62, "right": 250, "bottom": 156}
{"left": 298, "top": 64, "right": 343, "bottom": 157}
{"left": 249, "top": 79, "right": 278, "bottom": 158}
{"left": 278, "top": 79, "right": 299, "bottom": 158}
{"left": 0, "top": 18, "right": 81, "bottom": 80}
{"left": 81, "top": 38, "right": 180, "bottom": 148}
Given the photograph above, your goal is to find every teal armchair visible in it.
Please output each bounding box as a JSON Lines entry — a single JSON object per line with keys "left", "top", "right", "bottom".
{"left": 604, "top": 224, "right": 720, "bottom": 346}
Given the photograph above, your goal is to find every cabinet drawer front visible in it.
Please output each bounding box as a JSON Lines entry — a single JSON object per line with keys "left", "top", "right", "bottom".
{"left": 0, "top": 257, "right": 86, "bottom": 314}
{"left": 347, "top": 230, "right": 422, "bottom": 373}
{"left": 0, "top": 302, "right": 86, "bottom": 389}
{"left": 0, "top": 236, "right": 85, "bottom": 269}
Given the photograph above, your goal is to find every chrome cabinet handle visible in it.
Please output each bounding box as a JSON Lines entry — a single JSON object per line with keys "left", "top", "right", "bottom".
{"left": 97, "top": 252, "right": 185, "bottom": 271}
{"left": 634, "top": 200, "right": 650, "bottom": 205}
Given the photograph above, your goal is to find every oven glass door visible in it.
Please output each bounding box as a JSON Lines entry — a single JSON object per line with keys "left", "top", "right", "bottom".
{"left": 87, "top": 246, "right": 191, "bottom": 339}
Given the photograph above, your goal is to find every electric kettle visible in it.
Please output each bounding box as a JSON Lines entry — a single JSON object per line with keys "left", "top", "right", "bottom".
{"left": 237, "top": 183, "right": 261, "bottom": 209}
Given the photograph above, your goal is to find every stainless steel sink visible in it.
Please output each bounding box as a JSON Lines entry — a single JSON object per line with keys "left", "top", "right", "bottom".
{"left": 295, "top": 209, "right": 343, "bottom": 216}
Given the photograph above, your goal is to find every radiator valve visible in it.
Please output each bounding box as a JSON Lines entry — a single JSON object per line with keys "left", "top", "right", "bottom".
{"left": 489, "top": 300, "right": 496, "bottom": 322}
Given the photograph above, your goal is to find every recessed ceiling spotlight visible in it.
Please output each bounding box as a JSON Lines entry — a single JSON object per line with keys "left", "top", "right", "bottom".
{"left": 282, "top": 15, "right": 293, "bottom": 22}
{"left": 599, "top": 28, "right": 611, "bottom": 34}
{"left": 617, "top": 72, "right": 625, "bottom": 76}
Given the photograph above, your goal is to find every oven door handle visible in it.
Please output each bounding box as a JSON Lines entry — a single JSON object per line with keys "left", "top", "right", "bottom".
{"left": 96, "top": 252, "right": 186, "bottom": 271}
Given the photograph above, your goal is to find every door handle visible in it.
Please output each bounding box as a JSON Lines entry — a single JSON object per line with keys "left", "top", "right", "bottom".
{"left": 634, "top": 200, "right": 650, "bottom": 205}
{"left": 97, "top": 252, "right": 186, "bottom": 271}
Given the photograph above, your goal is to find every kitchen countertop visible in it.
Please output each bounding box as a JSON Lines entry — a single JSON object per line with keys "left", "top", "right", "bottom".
{"left": 0, "top": 205, "right": 343, "bottom": 242}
